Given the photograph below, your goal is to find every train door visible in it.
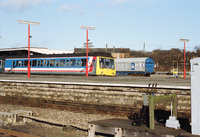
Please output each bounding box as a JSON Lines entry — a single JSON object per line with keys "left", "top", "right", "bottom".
{"left": 0, "top": 59, "right": 5, "bottom": 73}
{"left": 92, "top": 58, "right": 96, "bottom": 74}
{"left": 145, "top": 58, "right": 154, "bottom": 74}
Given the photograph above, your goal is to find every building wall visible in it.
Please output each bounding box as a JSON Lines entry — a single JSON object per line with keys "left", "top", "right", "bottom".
{"left": 74, "top": 48, "right": 130, "bottom": 58}
{"left": 111, "top": 53, "right": 130, "bottom": 58}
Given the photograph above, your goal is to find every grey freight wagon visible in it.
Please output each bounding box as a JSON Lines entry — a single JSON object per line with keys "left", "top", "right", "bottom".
{"left": 115, "top": 57, "right": 154, "bottom": 76}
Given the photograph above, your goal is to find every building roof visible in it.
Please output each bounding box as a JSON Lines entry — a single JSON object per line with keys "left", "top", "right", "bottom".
{"left": 0, "top": 47, "right": 73, "bottom": 55}
{"left": 74, "top": 48, "right": 130, "bottom": 53}
{"left": 5, "top": 52, "right": 113, "bottom": 59}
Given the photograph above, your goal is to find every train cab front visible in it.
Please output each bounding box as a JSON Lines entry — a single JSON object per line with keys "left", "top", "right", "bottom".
{"left": 96, "top": 56, "right": 116, "bottom": 76}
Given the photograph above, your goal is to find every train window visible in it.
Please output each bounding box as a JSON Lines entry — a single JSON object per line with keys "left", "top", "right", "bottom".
{"left": 38, "top": 61, "right": 41, "bottom": 67}
{"left": 56, "top": 60, "right": 59, "bottom": 67}
{"left": 99, "top": 58, "right": 105, "bottom": 68}
{"left": 92, "top": 60, "right": 96, "bottom": 66}
{"left": 142, "top": 63, "right": 144, "bottom": 67}
{"left": 32, "top": 60, "right": 37, "bottom": 67}
{"left": 44, "top": 60, "right": 47, "bottom": 67}
{"left": 22, "top": 61, "right": 24, "bottom": 67}
{"left": 66, "top": 60, "right": 69, "bottom": 66}
{"left": 50, "top": 60, "right": 55, "bottom": 67}
{"left": 99, "top": 58, "right": 114, "bottom": 69}
{"left": 105, "top": 59, "right": 111, "bottom": 68}
{"left": 41, "top": 60, "right": 43, "bottom": 67}
{"left": 111, "top": 59, "right": 115, "bottom": 69}
{"left": 12, "top": 61, "right": 15, "bottom": 67}
{"left": 80, "top": 59, "right": 86, "bottom": 66}
{"left": 77, "top": 60, "right": 80, "bottom": 66}
{"left": 16, "top": 60, "right": 19, "bottom": 67}
{"left": 0, "top": 60, "right": 1, "bottom": 68}
{"left": 18, "top": 60, "right": 22, "bottom": 67}
{"left": 47, "top": 60, "right": 50, "bottom": 67}
{"left": 60, "top": 59, "right": 65, "bottom": 67}
{"left": 70, "top": 59, "right": 76, "bottom": 66}
{"left": 24, "top": 60, "right": 28, "bottom": 67}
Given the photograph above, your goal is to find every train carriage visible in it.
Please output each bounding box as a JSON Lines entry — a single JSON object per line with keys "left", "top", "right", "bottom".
{"left": 0, "top": 58, "right": 4, "bottom": 73}
{"left": 2, "top": 52, "right": 116, "bottom": 76}
{"left": 115, "top": 57, "right": 154, "bottom": 76}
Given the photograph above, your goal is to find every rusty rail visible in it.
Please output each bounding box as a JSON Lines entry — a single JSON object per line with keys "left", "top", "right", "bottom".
{"left": 0, "top": 128, "right": 38, "bottom": 137}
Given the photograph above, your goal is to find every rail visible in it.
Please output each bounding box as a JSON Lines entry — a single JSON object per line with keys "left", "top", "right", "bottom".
{"left": 0, "top": 128, "right": 38, "bottom": 137}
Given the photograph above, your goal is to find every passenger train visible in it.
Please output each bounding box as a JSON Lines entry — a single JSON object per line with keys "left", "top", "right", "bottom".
{"left": 0, "top": 52, "right": 116, "bottom": 76}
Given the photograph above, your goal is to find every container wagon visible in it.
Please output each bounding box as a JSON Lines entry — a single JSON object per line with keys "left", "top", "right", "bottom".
{"left": 115, "top": 57, "right": 154, "bottom": 76}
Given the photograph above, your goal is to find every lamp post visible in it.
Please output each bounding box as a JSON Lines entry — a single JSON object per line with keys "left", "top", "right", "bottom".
{"left": 18, "top": 20, "right": 40, "bottom": 78}
{"left": 80, "top": 26, "right": 95, "bottom": 77}
{"left": 180, "top": 39, "right": 189, "bottom": 79}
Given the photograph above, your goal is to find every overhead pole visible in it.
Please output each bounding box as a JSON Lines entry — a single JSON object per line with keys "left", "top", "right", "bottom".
{"left": 18, "top": 20, "right": 40, "bottom": 78}
{"left": 180, "top": 39, "right": 189, "bottom": 79}
{"left": 80, "top": 26, "right": 95, "bottom": 77}
{"left": 28, "top": 24, "right": 30, "bottom": 78}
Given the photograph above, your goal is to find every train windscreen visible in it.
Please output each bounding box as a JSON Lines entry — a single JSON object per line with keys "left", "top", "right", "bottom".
{"left": 99, "top": 58, "right": 115, "bottom": 69}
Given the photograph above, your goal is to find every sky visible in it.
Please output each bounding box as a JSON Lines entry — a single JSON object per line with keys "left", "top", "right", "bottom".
{"left": 0, "top": 0, "right": 200, "bottom": 52}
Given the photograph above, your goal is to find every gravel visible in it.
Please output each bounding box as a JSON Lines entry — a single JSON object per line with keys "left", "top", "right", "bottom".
{"left": 0, "top": 104, "right": 127, "bottom": 137}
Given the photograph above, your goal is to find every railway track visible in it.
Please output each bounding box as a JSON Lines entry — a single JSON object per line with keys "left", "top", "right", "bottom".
{"left": 0, "top": 128, "right": 38, "bottom": 137}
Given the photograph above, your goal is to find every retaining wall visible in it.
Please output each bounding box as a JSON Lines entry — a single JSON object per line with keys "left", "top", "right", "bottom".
{"left": 0, "top": 81, "right": 191, "bottom": 118}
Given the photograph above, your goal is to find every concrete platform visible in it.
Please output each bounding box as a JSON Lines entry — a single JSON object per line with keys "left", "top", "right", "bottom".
{"left": 0, "top": 74, "right": 191, "bottom": 89}
{"left": 88, "top": 118, "right": 194, "bottom": 137}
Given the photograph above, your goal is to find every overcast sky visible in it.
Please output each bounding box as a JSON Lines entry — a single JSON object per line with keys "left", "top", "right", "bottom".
{"left": 0, "top": 0, "right": 199, "bottom": 51}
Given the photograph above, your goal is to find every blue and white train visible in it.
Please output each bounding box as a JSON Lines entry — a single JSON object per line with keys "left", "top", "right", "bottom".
{"left": 115, "top": 57, "right": 154, "bottom": 76}
{"left": 0, "top": 52, "right": 116, "bottom": 76}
